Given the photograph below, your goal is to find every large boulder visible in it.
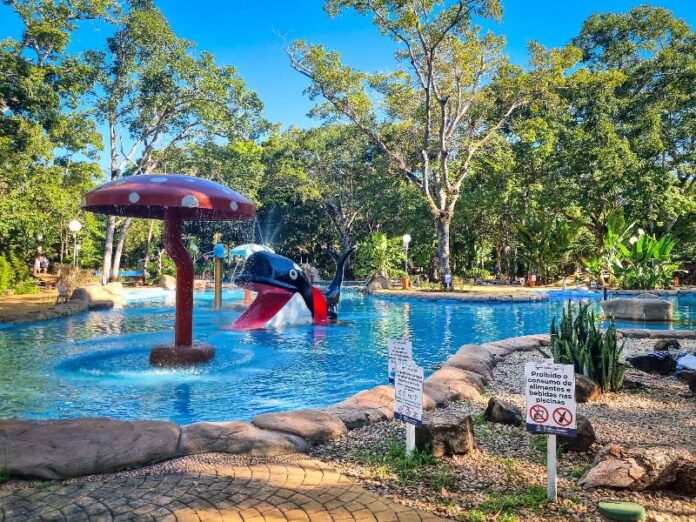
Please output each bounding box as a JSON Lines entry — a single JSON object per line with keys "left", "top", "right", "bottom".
{"left": 575, "top": 374, "right": 602, "bottom": 403}
{"left": 601, "top": 298, "right": 672, "bottom": 323}
{"left": 415, "top": 410, "right": 475, "bottom": 457}
{"left": 70, "top": 283, "right": 125, "bottom": 308}
{"left": 484, "top": 397, "right": 523, "bottom": 426}
{"left": 627, "top": 352, "right": 676, "bottom": 375}
{"left": 424, "top": 367, "right": 484, "bottom": 406}
{"left": 0, "top": 418, "right": 179, "bottom": 479}
{"left": 559, "top": 415, "right": 595, "bottom": 452}
{"left": 442, "top": 353, "right": 494, "bottom": 383}
{"left": 579, "top": 444, "right": 696, "bottom": 494}
{"left": 320, "top": 407, "right": 390, "bottom": 430}
{"left": 334, "top": 385, "right": 395, "bottom": 415}
{"left": 157, "top": 274, "right": 176, "bottom": 289}
{"left": 177, "top": 421, "right": 309, "bottom": 456}
{"left": 676, "top": 370, "right": 696, "bottom": 393}
{"left": 365, "top": 275, "right": 390, "bottom": 293}
{"left": 251, "top": 409, "right": 347, "bottom": 442}
{"left": 451, "top": 344, "right": 496, "bottom": 366}
{"left": 654, "top": 338, "right": 681, "bottom": 351}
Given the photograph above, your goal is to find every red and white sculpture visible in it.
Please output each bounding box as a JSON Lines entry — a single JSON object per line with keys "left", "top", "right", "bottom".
{"left": 82, "top": 174, "right": 255, "bottom": 365}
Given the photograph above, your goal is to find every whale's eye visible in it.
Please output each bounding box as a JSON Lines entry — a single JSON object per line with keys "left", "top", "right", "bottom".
{"left": 289, "top": 269, "right": 298, "bottom": 280}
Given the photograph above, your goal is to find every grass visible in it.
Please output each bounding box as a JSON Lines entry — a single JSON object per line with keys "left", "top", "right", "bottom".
{"left": 347, "top": 439, "right": 437, "bottom": 483}
{"left": 568, "top": 464, "right": 590, "bottom": 479}
{"left": 478, "top": 485, "right": 549, "bottom": 515}
{"left": 529, "top": 435, "right": 564, "bottom": 464}
{"left": 0, "top": 467, "right": 9, "bottom": 485}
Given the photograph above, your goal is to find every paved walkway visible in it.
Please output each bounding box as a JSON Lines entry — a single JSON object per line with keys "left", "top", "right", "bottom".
{"left": 0, "top": 459, "right": 443, "bottom": 521}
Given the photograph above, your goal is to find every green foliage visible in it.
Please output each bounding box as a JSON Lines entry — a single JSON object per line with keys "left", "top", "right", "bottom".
{"left": 347, "top": 439, "right": 437, "bottom": 483}
{"left": 516, "top": 216, "right": 576, "bottom": 283}
{"left": 0, "top": 466, "right": 9, "bottom": 485}
{"left": 546, "top": 301, "right": 626, "bottom": 392}
{"left": 462, "top": 268, "right": 490, "bottom": 281}
{"left": 0, "top": 256, "right": 11, "bottom": 294}
{"left": 478, "top": 486, "right": 548, "bottom": 515}
{"left": 354, "top": 232, "right": 405, "bottom": 278}
{"left": 613, "top": 232, "right": 680, "bottom": 289}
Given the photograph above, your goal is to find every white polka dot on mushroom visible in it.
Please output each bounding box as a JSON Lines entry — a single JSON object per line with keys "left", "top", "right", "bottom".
{"left": 229, "top": 201, "right": 238, "bottom": 211}
{"left": 150, "top": 176, "right": 168, "bottom": 183}
{"left": 128, "top": 192, "right": 140, "bottom": 203}
{"left": 182, "top": 195, "right": 199, "bottom": 207}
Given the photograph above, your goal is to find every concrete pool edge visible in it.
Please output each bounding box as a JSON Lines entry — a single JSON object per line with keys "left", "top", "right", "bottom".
{"left": 2, "top": 328, "right": 695, "bottom": 480}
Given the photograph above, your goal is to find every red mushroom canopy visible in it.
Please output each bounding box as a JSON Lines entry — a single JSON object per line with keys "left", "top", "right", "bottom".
{"left": 81, "top": 174, "right": 255, "bottom": 221}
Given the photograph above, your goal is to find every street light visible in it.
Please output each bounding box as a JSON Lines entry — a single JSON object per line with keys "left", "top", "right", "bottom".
{"left": 69, "top": 219, "right": 82, "bottom": 266}
{"left": 402, "top": 234, "right": 411, "bottom": 281}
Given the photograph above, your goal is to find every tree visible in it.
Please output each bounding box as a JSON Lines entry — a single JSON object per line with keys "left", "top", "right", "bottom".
{"left": 0, "top": 0, "right": 116, "bottom": 265}
{"left": 90, "top": 0, "right": 266, "bottom": 282}
{"left": 573, "top": 6, "right": 696, "bottom": 231}
{"left": 288, "top": 0, "right": 573, "bottom": 285}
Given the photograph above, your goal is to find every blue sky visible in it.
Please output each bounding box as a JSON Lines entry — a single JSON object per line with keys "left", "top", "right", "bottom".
{"left": 2, "top": 0, "right": 695, "bottom": 171}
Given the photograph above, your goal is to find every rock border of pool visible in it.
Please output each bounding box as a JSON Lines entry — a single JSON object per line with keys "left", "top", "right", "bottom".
{"left": 2, "top": 328, "right": 695, "bottom": 481}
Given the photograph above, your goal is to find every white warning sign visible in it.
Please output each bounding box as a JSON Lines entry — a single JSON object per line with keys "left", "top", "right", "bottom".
{"left": 388, "top": 338, "right": 412, "bottom": 383}
{"left": 394, "top": 361, "right": 423, "bottom": 427}
{"left": 525, "top": 361, "right": 577, "bottom": 437}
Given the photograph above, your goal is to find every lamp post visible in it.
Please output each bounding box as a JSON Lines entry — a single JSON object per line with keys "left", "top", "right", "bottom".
{"left": 402, "top": 234, "right": 411, "bottom": 289}
{"left": 68, "top": 219, "right": 82, "bottom": 267}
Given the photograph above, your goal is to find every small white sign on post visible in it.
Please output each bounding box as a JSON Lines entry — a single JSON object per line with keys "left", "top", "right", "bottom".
{"left": 388, "top": 338, "right": 413, "bottom": 383}
{"left": 525, "top": 361, "right": 577, "bottom": 502}
{"left": 394, "top": 360, "right": 424, "bottom": 455}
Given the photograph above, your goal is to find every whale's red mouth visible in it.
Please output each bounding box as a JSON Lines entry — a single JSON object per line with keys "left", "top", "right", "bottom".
{"left": 226, "top": 283, "right": 294, "bottom": 331}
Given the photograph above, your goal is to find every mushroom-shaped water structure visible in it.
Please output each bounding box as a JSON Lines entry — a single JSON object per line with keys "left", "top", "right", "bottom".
{"left": 82, "top": 174, "right": 255, "bottom": 366}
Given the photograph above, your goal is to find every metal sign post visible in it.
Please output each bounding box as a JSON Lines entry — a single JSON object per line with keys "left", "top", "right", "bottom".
{"left": 525, "top": 361, "right": 577, "bottom": 502}
{"left": 394, "top": 360, "right": 423, "bottom": 455}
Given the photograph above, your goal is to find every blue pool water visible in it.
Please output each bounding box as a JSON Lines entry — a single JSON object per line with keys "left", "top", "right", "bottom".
{"left": 0, "top": 289, "right": 694, "bottom": 423}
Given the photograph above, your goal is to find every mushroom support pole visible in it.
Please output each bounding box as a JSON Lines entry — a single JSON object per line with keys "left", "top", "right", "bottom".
{"left": 163, "top": 207, "right": 193, "bottom": 347}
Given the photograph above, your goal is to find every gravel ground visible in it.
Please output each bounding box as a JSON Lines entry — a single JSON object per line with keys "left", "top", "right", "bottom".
{"left": 2, "top": 338, "right": 694, "bottom": 521}
{"left": 310, "top": 338, "right": 696, "bottom": 522}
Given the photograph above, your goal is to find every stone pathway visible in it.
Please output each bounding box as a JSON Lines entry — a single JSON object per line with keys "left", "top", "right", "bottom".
{"left": 0, "top": 458, "right": 443, "bottom": 521}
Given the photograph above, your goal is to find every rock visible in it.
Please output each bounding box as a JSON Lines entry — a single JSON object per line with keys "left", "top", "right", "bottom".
{"left": 484, "top": 397, "right": 523, "bottom": 426}
{"left": 559, "top": 414, "right": 595, "bottom": 452}
{"left": 636, "top": 293, "right": 661, "bottom": 300}
{"left": 415, "top": 410, "right": 475, "bottom": 457}
{"left": 365, "top": 275, "right": 390, "bottom": 293}
{"left": 480, "top": 343, "right": 513, "bottom": 358}
{"left": 177, "top": 421, "right": 309, "bottom": 456}
{"left": 424, "top": 367, "right": 484, "bottom": 406}
{"left": 157, "top": 274, "right": 176, "bottom": 289}
{"left": 579, "top": 443, "right": 696, "bottom": 492}
{"left": 442, "top": 353, "right": 494, "bottom": 383}
{"left": 335, "top": 385, "right": 395, "bottom": 416}
{"left": 627, "top": 352, "right": 676, "bottom": 375}
{"left": 575, "top": 374, "right": 602, "bottom": 403}
{"left": 88, "top": 299, "right": 115, "bottom": 310}
{"left": 654, "top": 338, "right": 680, "bottom": 351}
{"left": 70, "top": 283, "right": 125, "bottom": 308}
{"left": 453, "top": 344, "right": 496, "bottom": 366}
{"left": 676, "top": 369, "right": 696, "bottom": 393}
{"left": 251, "top": 409, "right": 347, "bottom": 442}
{"left": 597, "top": 500, "right": 647, "bottom": 522}
{"left": 601, "top": 298, "right": 672, "bottom": 323}
{"left": 0, "top": 418, "right": 180, "bottom": 479}
{"left": 193, "top": 279, "right": 207, "bottom": 291}
{"left": 321, "top": 407, "right": 389, "bottom": 430}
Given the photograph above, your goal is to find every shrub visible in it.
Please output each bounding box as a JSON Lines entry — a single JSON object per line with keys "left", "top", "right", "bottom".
{"left": 463, "top": 267, "right": 490, "bottom": 280}
{"left": 12, "top": 280, "right": 39, "bottom": 295}
{"left": 542, "top": 301, "right": 626, "bottom": 392}
{"left": 354, "top": 232, "right": 405, "bottom": 279}
{"left": 613, "top": 232, "right": 680, "bottom": 290}
{"left": 0, "top": 255, "right": 11, "bottom": 294}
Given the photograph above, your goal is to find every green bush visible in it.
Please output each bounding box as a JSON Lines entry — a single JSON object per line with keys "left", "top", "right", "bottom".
{"left": 12, "top": 280, "right": 39, "bottom": 295}
{"left": 613, "top": 232, "right": 680, "bottom": 290}
{"left": 0, "top": 255, "right": 11, "bottom": 294}
{"left": 354, "top": 232, "right": 405, "bottom": 279}
{"left": 462, "top": 267, "right": 490, "bottom": 280}
{"left": 542, "top": 301, "right": 626, "bottom": 392}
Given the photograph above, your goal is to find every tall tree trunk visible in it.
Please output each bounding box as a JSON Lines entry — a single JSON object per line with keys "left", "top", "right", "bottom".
{"left": 436, "top": 216, "right": 452, "bottom": 287}
{"left": 102, "top": 115, "right": 119, "bottom": 285}
{"left": 110, "top": 218, "right": 132, "bottom": 282}
{"left": 102, "top": 216, "right": 116, "bottom": 285}
{"left": 142, "top": 219, "right": 156, "bottom": 280}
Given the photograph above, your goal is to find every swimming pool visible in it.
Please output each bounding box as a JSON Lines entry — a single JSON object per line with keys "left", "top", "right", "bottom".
{"left": 0, "top": 289, "right": 693, "bottom": 423}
